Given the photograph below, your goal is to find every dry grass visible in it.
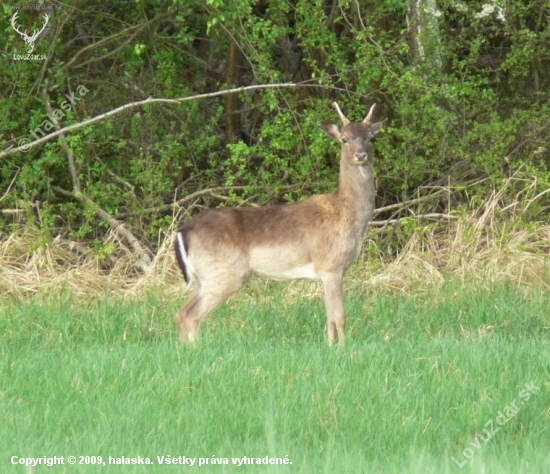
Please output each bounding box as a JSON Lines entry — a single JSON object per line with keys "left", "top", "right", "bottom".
{"left": 363, "top": 219, "right": 550, "bottom": 294}
{"left": 362, "top": 186, "right": 550, "bottom": 295}
{"left": 1, "top": 183, "right": 549, "bottom": 301}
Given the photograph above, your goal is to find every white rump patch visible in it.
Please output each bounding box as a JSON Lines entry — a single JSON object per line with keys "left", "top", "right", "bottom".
{"left": 177, "top": 232, "right": 195, "bottom": 284}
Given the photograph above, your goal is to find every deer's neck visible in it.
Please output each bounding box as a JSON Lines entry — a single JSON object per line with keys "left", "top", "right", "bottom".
{"left": 336, "top": 154, "right": 376, "bottom": 231}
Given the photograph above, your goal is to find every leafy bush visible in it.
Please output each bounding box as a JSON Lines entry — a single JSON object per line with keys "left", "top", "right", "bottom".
{"left": 1, "top": 0, "right": 549, "bottom": 260}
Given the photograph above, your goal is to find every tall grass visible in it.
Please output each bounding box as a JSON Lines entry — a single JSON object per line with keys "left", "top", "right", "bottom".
{"left": 1, "top": 180, "right": 549, "bottom": 472}
{"left": 1, "top": 179, "right": 550, "bottom": 300}
{"left": 1, "top": 283, "right": 549, "bottom": 473}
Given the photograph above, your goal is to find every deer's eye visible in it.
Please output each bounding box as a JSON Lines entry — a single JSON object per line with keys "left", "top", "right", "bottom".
{"left": 342, "top": 137, "right": 349, "bottom": 144}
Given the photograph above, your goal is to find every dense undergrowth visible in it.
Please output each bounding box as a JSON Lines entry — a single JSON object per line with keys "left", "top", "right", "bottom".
{"left": 2, "top": 1, "right": 550, "bottom": 257}
{"left": 1, "top": 182, "right": 549, "bottom": 301}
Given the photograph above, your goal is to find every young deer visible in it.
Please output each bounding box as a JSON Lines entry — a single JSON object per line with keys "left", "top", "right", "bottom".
{"left": 175, "top": 102, "right": 384, "bottom": 345}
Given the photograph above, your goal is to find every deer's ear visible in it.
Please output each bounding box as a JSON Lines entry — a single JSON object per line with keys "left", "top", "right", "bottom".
{"left": 322, "top": 122, "right": 341, "bottom": 140}
{"left": 371, "top": 119, "right": 386, "bottom": 136}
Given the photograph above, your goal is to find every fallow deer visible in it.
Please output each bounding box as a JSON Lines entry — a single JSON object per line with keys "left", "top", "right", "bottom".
{"left": 174, "top": 102, "right": 384, "bottom": 345}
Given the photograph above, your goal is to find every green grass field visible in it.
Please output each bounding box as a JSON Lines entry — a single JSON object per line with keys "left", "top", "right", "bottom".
{"left": 1, "top": 281, "right": 549, "bottom": 473}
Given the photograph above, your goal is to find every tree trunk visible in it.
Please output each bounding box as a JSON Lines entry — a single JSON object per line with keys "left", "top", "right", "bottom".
{"left": 225, "top": 39, "right": 241, "bottom": 144}
{"left": 407, "top": 0, "right": 443, "bottom": 69}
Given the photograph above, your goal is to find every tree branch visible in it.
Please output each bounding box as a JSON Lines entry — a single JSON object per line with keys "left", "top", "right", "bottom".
{"left": 373, "top": 190, "right": 447, "bottom": 215}
{"left": 0, "top": 168, "right": 19, "bottom": 203}
{"left": 52, "top": 186, "right": 153, "bottom": 272}
{"left": 72, "top": 25, "right": 147, "bottom": 70}
{"left": 41, "top": 88, "right": 81, "bottom": 193}
{"left": 370, "top": 213, "right": 458, "bottom": 227}
{"left": 64, "top": 13, "right": 172, "bottom": 70}
{"left": 0, "top": 82, "right": 300, "bottom": 160}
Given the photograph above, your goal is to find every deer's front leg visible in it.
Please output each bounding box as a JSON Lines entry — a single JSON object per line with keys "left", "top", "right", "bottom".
{"left": 321, "top": 273, "right": 346, "bottom": 345}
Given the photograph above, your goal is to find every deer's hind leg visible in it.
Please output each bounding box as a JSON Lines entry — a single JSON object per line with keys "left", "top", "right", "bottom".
{"left": 176, "top": 274, "right": 245, "bottom": 345}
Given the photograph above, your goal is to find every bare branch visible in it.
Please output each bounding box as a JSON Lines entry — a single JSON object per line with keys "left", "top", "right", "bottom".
{"left": 41, "top": 88, "right": 81, "bottom": 193}
{"left": 373, "top": 190, "right": 447, "bottom": 215}
{"left": 370, "top": 213, "right": 458, "bottom": 227}
{"left": 0, "top": 82, "right": 300, "bottom": 160}
{"left": 41, "top": 86, "right": 152, "bottom": 271}
{"left": 64, "top": 13, "right": 172, "bottom": 70}
{"left": 72, "top": 26, "right": 146, "bottom": 70}
{"left": 39, "top": 94, "right": 146, "bottom": 269}
{"left": 0, "top": 168, "right": 20, "bottom": 203}
{"left": 52, "top": 186, "right": 153, "bottom": 272}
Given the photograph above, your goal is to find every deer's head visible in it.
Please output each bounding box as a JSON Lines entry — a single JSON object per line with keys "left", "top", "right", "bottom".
{"left": 322, "top": 102, "right": 384, "bottom": 166}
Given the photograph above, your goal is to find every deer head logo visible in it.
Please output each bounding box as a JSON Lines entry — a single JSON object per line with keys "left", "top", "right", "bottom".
{"left": 11, "top": 12, "right": 49, "bottom": 54}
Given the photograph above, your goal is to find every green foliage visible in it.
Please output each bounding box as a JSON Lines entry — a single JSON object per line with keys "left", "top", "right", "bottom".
{"left": 1, "top": 0, "right": 549, "bottom": 252}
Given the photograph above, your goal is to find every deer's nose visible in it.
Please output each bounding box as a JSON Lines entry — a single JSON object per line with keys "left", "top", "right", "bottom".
{"left": 354, "top": 152, "right": 367, "bottom": 162}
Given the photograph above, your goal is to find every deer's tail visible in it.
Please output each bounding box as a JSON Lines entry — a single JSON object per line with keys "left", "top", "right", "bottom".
{"left": 175, "top": 229, "right": 195, "bottom": 285}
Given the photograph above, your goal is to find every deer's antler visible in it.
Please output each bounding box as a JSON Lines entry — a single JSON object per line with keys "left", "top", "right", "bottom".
{"left": 362, "top": 104, "right": 376, "bottom": 124}
{"left": 332, "top": 102, "right": 350, "bottom": 126}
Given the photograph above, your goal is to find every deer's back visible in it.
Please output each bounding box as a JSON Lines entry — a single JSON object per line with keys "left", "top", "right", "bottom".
{"left": 178, "top": 194, "right": 364, "bottom": 279}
